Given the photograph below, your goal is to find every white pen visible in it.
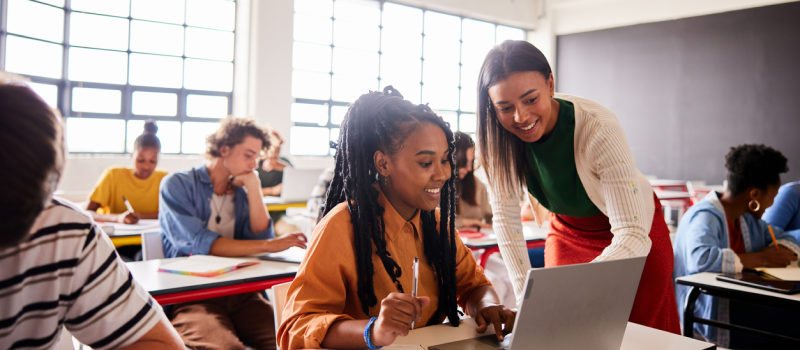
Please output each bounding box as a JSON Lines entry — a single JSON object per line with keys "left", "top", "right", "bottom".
{"left": 411, "top": 257, "right": 419, "bottom": 330}
{"left": 122, "top": 195, "right": 134, "bottom": 216}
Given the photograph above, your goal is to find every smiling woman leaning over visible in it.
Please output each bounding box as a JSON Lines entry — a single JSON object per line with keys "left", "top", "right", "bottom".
{"left": 476, "top": 40, "right": 680, "bottom": 334}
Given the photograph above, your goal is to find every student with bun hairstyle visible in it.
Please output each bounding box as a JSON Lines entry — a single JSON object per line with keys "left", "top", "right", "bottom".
{"left": 279, "top": 87, "right": 515, "bottom": 350}
{"left": 85, "top": 120, "right": 167, "bottom": 224}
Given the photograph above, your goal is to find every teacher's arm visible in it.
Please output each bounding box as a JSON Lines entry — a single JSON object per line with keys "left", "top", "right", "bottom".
{"left": 487, "top": 187, "right": 532, "bottom": 301}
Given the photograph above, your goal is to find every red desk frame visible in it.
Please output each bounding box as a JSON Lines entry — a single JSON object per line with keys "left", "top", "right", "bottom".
{"left": 153, "top": 276, "right": 295, "bottom": 305}
{"left": 470, "top": 240, "right": 546, "bottom": 269}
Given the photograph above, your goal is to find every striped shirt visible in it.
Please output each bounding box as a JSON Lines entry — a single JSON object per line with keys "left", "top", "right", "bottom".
{"left": 0, "top": 198, "right": 164, "bottom": 350}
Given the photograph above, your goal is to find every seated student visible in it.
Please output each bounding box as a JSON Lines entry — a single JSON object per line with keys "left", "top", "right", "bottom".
{"left": 673, "top": 144, "right": 800, "bottom": 348}
{"left": 159, "top": 117, "right": 307, "bottom": 350}
{"left": 258, "top": 130, "right": 292, "bottom": 196}
{"left": 453, "top": 131, "right": 493, "bottom": 230}
{"left": 85, "top": 120, "right": 167, "bottom": 224}
{"left": 278, "top": 87, "right": 516, "bottom": 350}
{"left": 0, "top": 79, "right": 183, "bottom": 349}
{"left": 763, "top": 181, "right": 800, "bottom": 241}
{"left": 306, "top": 166, "right": 335, "bottom": 219}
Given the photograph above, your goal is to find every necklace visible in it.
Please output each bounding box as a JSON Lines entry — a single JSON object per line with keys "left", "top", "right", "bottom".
{"left": 211, "top": 192, "right": 227, "bottom": 224}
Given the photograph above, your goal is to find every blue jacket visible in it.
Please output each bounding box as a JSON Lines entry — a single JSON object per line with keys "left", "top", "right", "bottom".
{"left": 763, "top": 181, "right": 800, "bottom": 242}
{"left": 159, "top": 165, "right": 275, "bottom": 258}
{"left": 673, "top": 191, "right": 800, "bottom": 347}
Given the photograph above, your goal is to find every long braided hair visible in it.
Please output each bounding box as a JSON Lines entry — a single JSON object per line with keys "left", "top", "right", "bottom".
{"left": 321, "top": 86, "right": 461, "bottom": 327}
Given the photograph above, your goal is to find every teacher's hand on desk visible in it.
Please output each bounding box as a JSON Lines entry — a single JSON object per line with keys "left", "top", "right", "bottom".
{"left": 372, "top": 293, "right": 431, "bottom": 347}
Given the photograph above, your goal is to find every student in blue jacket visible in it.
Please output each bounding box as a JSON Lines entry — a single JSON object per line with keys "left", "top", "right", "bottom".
{"left": 763, "top": 181, "right": 800, "bottom": 242}
{"left": 673, "top": 144, "right": 800, "bottom": 348}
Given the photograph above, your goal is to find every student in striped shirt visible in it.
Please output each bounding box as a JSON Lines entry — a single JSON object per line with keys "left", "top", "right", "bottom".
{"left": 0, "top": 78, "right": 184, "bottom": 350}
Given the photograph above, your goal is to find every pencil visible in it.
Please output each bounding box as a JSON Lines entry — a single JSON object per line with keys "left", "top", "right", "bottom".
{"left": 768, "top": 225, "right": 780, "bottom": 251}
{"left": 411, "top": 257, "right": 419, "bottom": 330}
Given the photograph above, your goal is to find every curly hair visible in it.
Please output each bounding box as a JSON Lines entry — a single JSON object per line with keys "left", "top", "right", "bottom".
{"left": 206, "top": 117, "right": 272, "bottom": 158}
{"left": 321, "top": 86, "right": 462, "bottom": 327}
{"left": 724, "top": 144, "right": 788, "bottom": 196}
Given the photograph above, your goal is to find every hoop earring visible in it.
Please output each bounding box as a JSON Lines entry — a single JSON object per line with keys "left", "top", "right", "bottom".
{"left": 748, "top": 199, "right": 761, "bottom": 212}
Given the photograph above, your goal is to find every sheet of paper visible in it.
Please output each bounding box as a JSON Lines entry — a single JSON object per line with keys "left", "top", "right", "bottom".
{"left": 105, "top": 219, "right": 160, "bottom": 232}
{"left": 159, "top": 255, "right": 252, "bottom": 274}
{"left": 757, "top": 264, "right": 800, "bottom": 281}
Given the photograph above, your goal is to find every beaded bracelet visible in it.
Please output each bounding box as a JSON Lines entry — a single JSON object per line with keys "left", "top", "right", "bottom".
{"left": 364, "top": 317, "right": 383, "bottom": 349}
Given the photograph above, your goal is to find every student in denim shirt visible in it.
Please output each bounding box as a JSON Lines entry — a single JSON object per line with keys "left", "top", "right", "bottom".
{"left": 673, "top": 144, "right": 800, "bottom": 348}
{"left": 159, "top": 117, "right": 307, "bottom": 350}
{"left": 763, "top": 181, "right": 800, "bottom": 242}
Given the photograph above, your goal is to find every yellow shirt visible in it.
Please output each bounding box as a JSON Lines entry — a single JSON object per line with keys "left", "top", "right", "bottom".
{"left": 278, "top": 186, "right": 491, "bottom": 350}
{"left": 88, "top": 166, "right": 168, "bottom": 214}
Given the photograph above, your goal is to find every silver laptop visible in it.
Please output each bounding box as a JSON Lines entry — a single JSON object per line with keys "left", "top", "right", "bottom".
{"left": 430, "top": 256, "right": 647, "bottom": 350}
{"left": 263, "top": 168, "right": 321, "bottom": 204}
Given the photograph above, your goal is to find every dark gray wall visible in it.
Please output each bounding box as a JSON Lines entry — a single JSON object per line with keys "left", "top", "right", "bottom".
{"left": 556, "top": 1, "right": 800, "bottom": 184}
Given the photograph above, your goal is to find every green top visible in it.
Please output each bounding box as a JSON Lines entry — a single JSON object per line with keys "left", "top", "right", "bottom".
{"left": 524, "top": 98, "right": 602, "bottom": 218}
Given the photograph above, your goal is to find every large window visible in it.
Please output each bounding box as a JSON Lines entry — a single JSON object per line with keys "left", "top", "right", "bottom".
{"left": 290, "top": 0, "right": 525, "bottom": 156}
{"left": 0, "top": 0, "right": 237, "bottom": 154}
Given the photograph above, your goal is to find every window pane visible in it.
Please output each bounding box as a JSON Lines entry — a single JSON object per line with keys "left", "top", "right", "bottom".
{"left": 68, "top": 47, "right": 127, "bottom": 84}
{"left": 184, "top": 59, "right": 234, "bottom": 92}
{"left": 132, "top": 0, "right": 185, "bottom": 24}
{"left": 72, "top": 87, "right": 121, "bottom": 114}
{"left": 381, "top": 54, "right": 420, "bottom": 83}
{"left": 5, "top": 35, "right": 63, "bottom": 79}
{"left": 461, "top": 41, "right": 494, "bottom": 68}
{"left": 127, "top": 120, "right": 181, "bottom": 153}
{"left": 381, "top": 29, "right": 422, "bottom": 58}
{"left": 294, "top": 13, "right": 332, "bottom": 46}
{"left": 422, "top": 84, "right": 458, "bottom": 111}
{"left": 70, "top": 12, "right": 128, "bottom": 51}
{"left": 334, "top": 0, "right": 379, "bottom": 26}
{"left": 496, "top": 25, "right": 525, "bottom": 44}
{"left": 7, "top": 0, "right": 64, "bottom": 43}
{"left": 130, "top": 20, "right": 184, "bottom": 56}
{"left": 187, "top": 94, "right": 228, "bottom": 118}
{"left": 423, "top": 35, "right": 460, "bottom": 63}
{"left": 293, "top": 42, "right": 331, "bottom": 73}
{"left": 460, "top": 64, "right": 480, "bottom": 112}
{"left": 38, "top": 0, "right": 64, "bottom": 6}
{"left": 331, "top": 105, "right": 348, "bottom": 125}
{"left": 424, "top": 11, "right": 460, "bottom": 39}
{"left": 291, "top": 103, "right": 328, "bottom": 126}
{"left": 462, "top": 19, "right": 495, "bottom": 45}
{"left": 459, "top": 113, "right": 477, "bottom": 133}
{"left": 292, "top": 70, "right": 331, "bottom": 100}
{"left": 460, "top": 86, "right": 477, "bottom": 113}
{"left": 27, "top": 82, "right": 58, "bottom": 108}
{"left": 186, "top": 0, "right": 235, "bottom": 31}
{"left": 182, "top": 122, "right": 220, "bottom": 154}
{"left": 332, "top": 47, "right": 378, "bottom": 78}
{"left": 380, "top": 80, "right": 420, "bottom": 105}
{"left": 185, "top": 27, "right": 234, "bottom": 61}
{"left": 333, "top": 21, "right": 379, "bottom": 51}
{"left": 66, "top": 118, "right": 125, "bottom": 152}
{"left": 422, "top": 60, "right": 459, "bottom": 86}
{"left": 329, "top": 128, "right": 339, "bottom": 155}
{"left": 437, "top": 111, "right": 458, "bottom": 132}
{"left": 382, "top": 3, "right": 422, "bottom": 32}
{"left": 295, "top": 0, "right": 332, "bottom": 17}
{"left": 129, "top": 53, "right": 183, "bottom": 88}
{"left": 290, "top": 126, "right": 329, "bottom": 156}
{"left": 331, "top": 75, "right": 377, "bottom": 103}
{"left": 71, "top": 0, "right": 130, "bottom": 17}
{"left": 132, "top": 91, "right": 177, "bottom": 116}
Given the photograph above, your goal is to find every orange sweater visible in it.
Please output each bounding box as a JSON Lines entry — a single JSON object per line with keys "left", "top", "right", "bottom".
{"left": 278, "top": 187, "right": 491, "bottom": 349}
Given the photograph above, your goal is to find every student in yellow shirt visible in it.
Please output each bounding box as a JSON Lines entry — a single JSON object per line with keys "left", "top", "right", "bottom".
{"left": 85, "top": 120, "right": 167, "bottom": 224}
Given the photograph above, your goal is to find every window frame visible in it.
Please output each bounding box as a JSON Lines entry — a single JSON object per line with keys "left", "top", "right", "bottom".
{"left": 289, "top": 0, "right": 527, "bottom": 156}
{"left": 0, "top": 0, "right": 237, "bottom": 154}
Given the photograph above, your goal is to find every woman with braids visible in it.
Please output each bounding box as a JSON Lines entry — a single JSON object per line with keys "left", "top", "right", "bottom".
{"left": 278, "top": 87, "right": 516, "bottom": 350}
{"left": 674, "top": 144, "right": 800, "bottom": 348}
{"left": 477, "top": 40, "right": 680, "bottom": 333}
{"left": 85, "top": 120, "right": 166, "bottom": 224}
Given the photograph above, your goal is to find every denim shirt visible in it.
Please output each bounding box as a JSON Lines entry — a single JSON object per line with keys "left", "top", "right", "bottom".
{"left": 159, "top": 165, "right": 275, "bottom": 258}
{"left": 763, "top": 181, "right": 800, "bottom": 241}
{"left": 673, "top": 191, "right": 800, "bottom": 346}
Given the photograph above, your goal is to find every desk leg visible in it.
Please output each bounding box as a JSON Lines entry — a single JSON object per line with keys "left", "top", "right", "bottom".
{"left": 478, "top": 247, "right": 500, "bottom": 269}
{"left": 683, "top": 286, "right": 701, "bottom": 338}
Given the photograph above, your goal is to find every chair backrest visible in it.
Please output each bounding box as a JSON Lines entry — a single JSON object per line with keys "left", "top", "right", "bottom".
{"left": 272, "top": 281, "right": 292, "bottom": 350}
{"left": 142, "top": 231, "right": 164, "bottom": 261}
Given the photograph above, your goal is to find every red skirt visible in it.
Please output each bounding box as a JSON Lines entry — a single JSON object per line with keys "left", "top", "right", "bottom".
{"left": 544, "top": 194, "right": 681, "bottom": 334}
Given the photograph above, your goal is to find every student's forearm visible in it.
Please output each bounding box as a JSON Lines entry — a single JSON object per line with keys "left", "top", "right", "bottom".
{"left": 320, "top": 319, "right": 371, "bottom": 349}
{"left": 464, "top": 285, "right": 502, "bottom": 317}
{"left": 209, "top": 237, "right": 270, "bottom": 257}
{"left": 246, "top": 184, "right": 271, "bottom": 233}
{"left": 87, "top": 211, "right": 118, "bottom": 223}
{"left": 261, "top": 185, "right": 281, "bottom": 197}
{"left": 139, "top": 212, "right": 158, "bottom": 220}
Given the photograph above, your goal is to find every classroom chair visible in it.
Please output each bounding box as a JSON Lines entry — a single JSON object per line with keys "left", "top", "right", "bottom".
{"left": 142, "top": 231, "right": 164, "bottom": 260}
{"left": 269, "top": 281, "right": 292, "bottom": 350}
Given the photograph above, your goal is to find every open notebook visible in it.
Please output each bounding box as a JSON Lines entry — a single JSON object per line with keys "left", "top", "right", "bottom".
{"left": 753, "top": 264, "right": 800, "bottom": 281}
{"left": 158, "top": 255, "right": 259, "bottom": 277}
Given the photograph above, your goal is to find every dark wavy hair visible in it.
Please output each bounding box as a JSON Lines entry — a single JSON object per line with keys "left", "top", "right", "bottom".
{"left": 724, "top": 144, "right": 788, "bottom": 196}
{"left": 133, "top": 119, "right": 161, "bottom": 152}
{"left": 477, "top": 40, "right": 552, "bottom": 196}
{"left": 321, "top": 86, "right": 462, "bottom": 327}
{"left": 455, "top": 131, "right": 477, "bottom": 211}
{"left": 206, "top": 117, "right": 271, "bottom": 158}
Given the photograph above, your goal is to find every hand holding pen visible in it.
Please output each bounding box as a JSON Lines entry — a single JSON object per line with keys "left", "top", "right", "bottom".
{"left": 118, "top": 196, "right": 140, "bottom": 224}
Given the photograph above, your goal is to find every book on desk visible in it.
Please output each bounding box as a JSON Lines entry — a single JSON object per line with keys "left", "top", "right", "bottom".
{"left": 158, "top": 255, "right": 260, "bottom": 277}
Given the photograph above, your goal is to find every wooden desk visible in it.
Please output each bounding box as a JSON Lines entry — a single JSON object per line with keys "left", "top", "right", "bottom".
{"left": 677, "top": 272, "right": 800, "bottom": 345}
{"left": 463, "top": 222, "right": 548, "bottom": 268}
{"left": 126, "top": 257, "right": 299, "bottom": 305}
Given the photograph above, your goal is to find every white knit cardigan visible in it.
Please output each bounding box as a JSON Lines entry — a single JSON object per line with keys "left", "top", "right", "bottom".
{"left": 489, "top": 93, "right": 656, "bottom": 300}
